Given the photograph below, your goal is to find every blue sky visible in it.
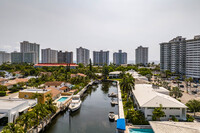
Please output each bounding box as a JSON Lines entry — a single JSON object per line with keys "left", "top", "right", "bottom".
{"left": 0, "top": 0, "right": 200, "bottom": 62}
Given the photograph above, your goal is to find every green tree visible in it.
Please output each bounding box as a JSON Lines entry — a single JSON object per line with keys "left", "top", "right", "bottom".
{"left": 102, "top": 65, "right": 109, "bottom": 79}
{"left": 186, "top": 99, "right": 200, "bottom": 118}
{"left": 152, "top": 105, "right": 165, "bottom": 121}
{"left": 170, "top": 87, "right": 183, "bottom": 99}
{"left": 89, "top": 58, "right": 93, "bottom": 72}
{"left": 0, "top": 85, "right": 8, "bottom": 91}
{"left": 120, "top": 73, "right": 135, "bottom": 101}
{"left": 2, "top": 123, "right": 24, "bottom": 133}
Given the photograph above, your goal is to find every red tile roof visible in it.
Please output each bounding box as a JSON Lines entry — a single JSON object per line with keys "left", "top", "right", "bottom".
{"left": 34, "top": 63, "right": 78, "bottom": 67}
{"left": 45, "top": 81, "right": 63, "bottom": 86}
{"left": 47, "top": 87, "right": 61, "bottom": 98}
{"left": 59, "top": 86, "right": 69, "bottom": 90}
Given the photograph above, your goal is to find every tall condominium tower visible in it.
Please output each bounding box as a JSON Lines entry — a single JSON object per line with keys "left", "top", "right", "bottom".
{"left": 135, "top": 46, "right": 148, "bottom": 65}
{"left": 0, "top": 51, "right": 11, "bottom": 65}
{"left": 113, "top": 50, "right": 127, "bottom": 65}
{"left": 20, "top": 41, "right": 40, "bottom": 64}
{"left": 42, "top": 48, "right": 58, "bottom": 63}
{"left": 76, "top": 47, "right": 90, "bottom": 65}
{"left": 11, "top": 51, "right": 35, "bottom": 64}
{"left": 160, "top": 35, "right": 200, "bottom": 80}
{"left": 57, "top": 51, "right": 73, "bottom": 63}
{"left": 93, "top": 50, "right": 109, "bottom": 66}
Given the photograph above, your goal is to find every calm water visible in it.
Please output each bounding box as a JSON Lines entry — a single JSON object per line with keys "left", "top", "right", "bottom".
{"left": 44, "top": 82, "right": 118, "bottom": 133}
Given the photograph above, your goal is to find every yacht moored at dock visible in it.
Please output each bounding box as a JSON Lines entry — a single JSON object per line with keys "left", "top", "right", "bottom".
{"left": 68, "top": 95, "right": 82, "bottom": 112}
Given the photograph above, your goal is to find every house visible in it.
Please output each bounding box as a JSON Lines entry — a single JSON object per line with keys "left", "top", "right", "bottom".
{"left": 70, "top": 73, "right": 87, "bottom": 78}
{"left": 132, "top": 84, "right": 187, "bottom": 121}
{"left": 44, "top": 81, "right": 65, "bottom": 89}
{"left": 47, "top": 87, "right": 61, "bottom": 100}
{"left": 109, "top": 71, "right": 122, "bottom": 78}
{"left": 3, "top": 78, "right": 29, "bottom": 89}
{"left": 19, "top": 89, "right": 51, "bottom": 104}
{"left": 126, "top": 70, "right": 148, "bottom": 82}
{"left": 0, "top": 98, "right": 37, "bottom": 123}
{"left": 0, "top": 78, "right": 8, "bottom": 85}
{"left": 59, "top": 86, "right": 70, "bottom": 93}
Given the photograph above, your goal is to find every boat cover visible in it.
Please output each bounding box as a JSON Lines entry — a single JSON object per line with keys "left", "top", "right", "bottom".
{"left": 117, "top": 118, "right": 126, "bottom": 130}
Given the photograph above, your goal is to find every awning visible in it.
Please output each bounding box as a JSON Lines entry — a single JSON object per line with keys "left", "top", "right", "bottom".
{"left": 117, "top": 118, "right": 126, "bottom": 130}
{"left": 0, "top": 113, "right": 7, "bottom": 119}
{"left": 18, "top": 106, "right": 30, "bottom": 112}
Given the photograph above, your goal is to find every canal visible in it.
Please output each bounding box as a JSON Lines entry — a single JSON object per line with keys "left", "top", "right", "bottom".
{"left": 44, "top": 82, "right": 118, "bottom": 133}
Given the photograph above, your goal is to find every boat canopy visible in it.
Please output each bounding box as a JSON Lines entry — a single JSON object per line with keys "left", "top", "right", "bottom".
{"left": 117, "top": 118, "right": 126, "bottom": 130}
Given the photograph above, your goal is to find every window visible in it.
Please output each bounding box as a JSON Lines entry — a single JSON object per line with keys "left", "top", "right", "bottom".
{"left": 147, "top": 115, "right": 152, "bottom": 117}
{"left": 169, "top": 108, "right": 180, "bottom": 110}
{"left": 24, "top": 95, "right": 28, "bottom": 98}
{"left": 147, "top": 107, "right": 155, "bottom": 109}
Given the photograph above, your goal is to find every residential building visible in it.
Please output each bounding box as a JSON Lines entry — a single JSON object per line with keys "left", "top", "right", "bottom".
{"left": 70, "top": 73, "right": 87, "bottom": 78}
{"left": 44, "top": 81, "right": 65, "bottom": 89}
{"left": 20, "top": 41, "right": 40, "bottom": 64}
{"left": 0, "top": 51, "right": 11, "bottom": 65}
{"left": 133, "top": 84, "right": 187, "bottom": 121}
{"left": 93, "top": 50, "right": 109, "bottom": 66}
{"left": 160, "top": 35, "right": 200, "bottom": 80}
{"left": 46, "top": 87, "right": 61, "bottom": 100}
{"left": 109, "top": 71, "right": 122, "bottom": 79}
{"left": 34, "top": 63, "right": 78, "bottom": 69}
{"left": 58, "top": 51, "right": 73, "bottom": 63}
{"left": 135, "top": 46, "right": 148, "bottom": 65}
{"left": 11, "top": 52, "right": 35, "bottom": 64}
{"left": 0, "top": 98, "right": 37, "bottom": 123}
{"left": 76, "top": 47, "right": 90, "bottom": 65}
{"left": 19, "top": 89, "right": 51, "bottom": 104}
{"left": 113, "top": 50, "right": 127, "bottom": 66}
{"left": 42, "top": 48, "right": 58, "bottom": 63}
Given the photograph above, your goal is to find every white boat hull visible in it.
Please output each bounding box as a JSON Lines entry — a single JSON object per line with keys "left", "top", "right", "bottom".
{"left": 69, "top": 101, "right": 82, "bottom": 112}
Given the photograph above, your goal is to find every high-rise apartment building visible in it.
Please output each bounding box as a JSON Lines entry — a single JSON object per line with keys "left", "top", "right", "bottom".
{"left": 135, "top": 46, "right": 148, "bottom": 65}
{"left": 113, "top": 50, "right": 127, "bottom": 65}
{"left": 160, "top": 35, "right": 200, "bottom": 80}
{"left": 20, "top": 41, "right": 40, "bottom": 64}
{"left": 11, "top": 52, "right": 35, "bottom": 64}
{"left": 76, "top": 47, "right": 90, "bottom": 65}
{"left": 57, "top": 51, "right": 73, "bottom": 63}
{"left": 0, "top": 51, "right": 11, "bottom": 65}
{"left": 93, "top": 50, "right": 109, "bottom": 66}
{"left": 42, "top": 48, "right": 58, "bottom": 63}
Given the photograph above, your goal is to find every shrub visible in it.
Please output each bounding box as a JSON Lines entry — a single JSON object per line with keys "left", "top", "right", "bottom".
{"left": 186, "top": 114, "right": 194, "bottom": 122}
{"left": 0, "top": 85, "right": 7, "bottom": 91}
{"left": 0, "top": 91, "right": 6, "bottom": 96}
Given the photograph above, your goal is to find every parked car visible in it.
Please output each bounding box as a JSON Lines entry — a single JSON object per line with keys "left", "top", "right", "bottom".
{"left": 193, "top": 84, "right": 198, "bottom": 88}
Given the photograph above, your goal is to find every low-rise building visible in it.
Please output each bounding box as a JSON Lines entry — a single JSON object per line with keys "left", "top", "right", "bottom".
{"left": 0, "top": 98, "right": 37, "bottom": 123}
{"left": 47, "top": 87, "right": 61, "bottom": 100}
{"left": 34, "top": 63, "right": 78, "bottom": 69}
{"left": 70, "top": 73, "right": 87, "bottom": 78}
{"left": 19, "top": 89, "right": 51, "bottom": 104}
{"left": 109, "top": 71, "right": 122, "bottom": 79}
{"left": 44, "top": 81, "right": 65, "bottom": 89}
{"left": 133, "top": 84, "right": 187, "bottom": 121}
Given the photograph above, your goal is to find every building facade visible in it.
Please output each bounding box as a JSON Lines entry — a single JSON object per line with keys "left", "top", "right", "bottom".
{"left": 113, "top": 50, "right": 127, "bottom": 66}
{"left": 135, "top": 46, "right": 148, "bottom": 65}
{"left": 20, "top": 41, "right": 40, "bottom": 64}
{"left": 76, "top": 47, "right": 90, "bottom": 65}
{"left": 0, "top": 51, "right": 11, "bottom": 65}
{"left": 11, "top": 52, "right": 23, "bottom": 63}
{"left": 11, "top": 52, "right": 35, "bottom": 64}
{"left": 160, "top": 35, "right": 200, "bottom": 80}
{"left": 58, "top": 51, "right": 73, "bottom": 63}
{"left": 93, "top": 50, "right": 109, "bottom": 66}
{"left": 42, "top": 48, "right": 58, "bottom": 63}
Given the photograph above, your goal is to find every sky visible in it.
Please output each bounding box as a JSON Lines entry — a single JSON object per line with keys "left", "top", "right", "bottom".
{"left": 0, "top": 0, "right": 200, "bottom": 63}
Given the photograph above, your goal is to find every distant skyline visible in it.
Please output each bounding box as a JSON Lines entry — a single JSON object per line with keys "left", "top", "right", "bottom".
{"left": 0, "top": 0, "right": 200, "bottom": 62}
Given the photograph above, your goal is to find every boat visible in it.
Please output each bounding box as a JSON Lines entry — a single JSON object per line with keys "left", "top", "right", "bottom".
{"left": 111, "top": 100, "right": 118, "bottom": 105}
{"left": 108, "top": 112, "right": 115, "bottom": 121}
{"left": 108, "top": 92, "right": 118, "bottom": 97}
{"left": 69, "top": 95, "right": 82, "bottom": 112}
{"left": 112, "top": 82, "right": 117, "bottom": 85}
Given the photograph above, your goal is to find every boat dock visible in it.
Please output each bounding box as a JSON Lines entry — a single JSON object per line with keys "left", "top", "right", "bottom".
{"left": 77, "top": 81, "right": 93, "bottom": 96}
{"left": 117, "top": 81, "right": 125, "bottom": 119}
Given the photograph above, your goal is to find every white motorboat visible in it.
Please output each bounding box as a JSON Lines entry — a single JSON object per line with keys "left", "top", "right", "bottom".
{"left": 108, "top": 112, "right": 115, "bottom": 121}
{"left": 111, "top": 100, "right": 118, "bottom": 105}
{"left": 108, "top": 92, "right": 118, "bottom": 97}
{"left": 69, "top": 95, "right": 82, "bottom": 112}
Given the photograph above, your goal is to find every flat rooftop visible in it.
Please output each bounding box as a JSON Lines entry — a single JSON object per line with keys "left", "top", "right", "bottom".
{"left": 20, "top": 89, "right": 50, "bottom": 93}
{"left": 0, "top": 99, "right": 27, "bottom": 110}
{"left": 150, "top": 121, "right": 200, "bottom": 133}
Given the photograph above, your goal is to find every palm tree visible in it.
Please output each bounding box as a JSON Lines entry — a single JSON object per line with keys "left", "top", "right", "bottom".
{"left": 152, "top": 104, "right": 165, "bottom": 121}
{"left": 120, "top": 73, "right": 135, "bottom": 101}
{"left": 186, "top": 99, "right": 200, "bottom": 118}
{"left": 32, "top": 92, "right": 42, "bottom": 103}
{"left": 170, "top": 87, "right": 183, "bottom": 99}
{"left": 185, "top": 78, "right": 189, "bottom": 93}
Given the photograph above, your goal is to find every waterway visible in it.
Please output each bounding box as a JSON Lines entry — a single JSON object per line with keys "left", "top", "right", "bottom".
{"left": 44, "top": 82, "right": 118, "bottom": 133}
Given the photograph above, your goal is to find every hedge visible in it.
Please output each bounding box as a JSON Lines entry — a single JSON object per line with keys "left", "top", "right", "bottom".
{"left": 0, "top": 91, "right": 6, "bottom": 96}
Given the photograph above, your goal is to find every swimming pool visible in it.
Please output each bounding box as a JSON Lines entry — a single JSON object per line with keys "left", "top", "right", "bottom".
{"left": 129, "top": 128, "right": 154, "bottom": 133}
{"left": 57, "top": 97, "right": 68, "bottom": 102}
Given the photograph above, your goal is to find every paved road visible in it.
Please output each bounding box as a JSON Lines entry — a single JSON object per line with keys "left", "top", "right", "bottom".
{"left": 0, "top": 92, "right": 19, "bottom": 99}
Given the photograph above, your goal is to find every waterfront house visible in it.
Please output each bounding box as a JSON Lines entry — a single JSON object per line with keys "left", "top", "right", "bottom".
{"left": 70, "top": 73, "right": 87, "bottom": 78}
{"left": 133, "top": 84, "right": 187, "bottom": 121}
{"left": 19, "top": 89, "right": 51, "bottom": 104}
{"left": 47, "top": 87, "right": 61, "bottom": 100}
{"left": 0, "top": 98, "right": 37, "bottom": 123}
{"left": 59, "top": 86, "right": 70, "bottom": 93}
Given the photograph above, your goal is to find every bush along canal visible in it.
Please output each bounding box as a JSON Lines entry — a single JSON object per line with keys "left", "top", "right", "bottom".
{"left": 44, "top": 82, "right": 119, "bottom": 133}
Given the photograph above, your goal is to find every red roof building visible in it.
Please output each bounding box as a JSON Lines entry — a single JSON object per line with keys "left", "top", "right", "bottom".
{"left": 34, "top": 63, "right": 78, "bottom": 69}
